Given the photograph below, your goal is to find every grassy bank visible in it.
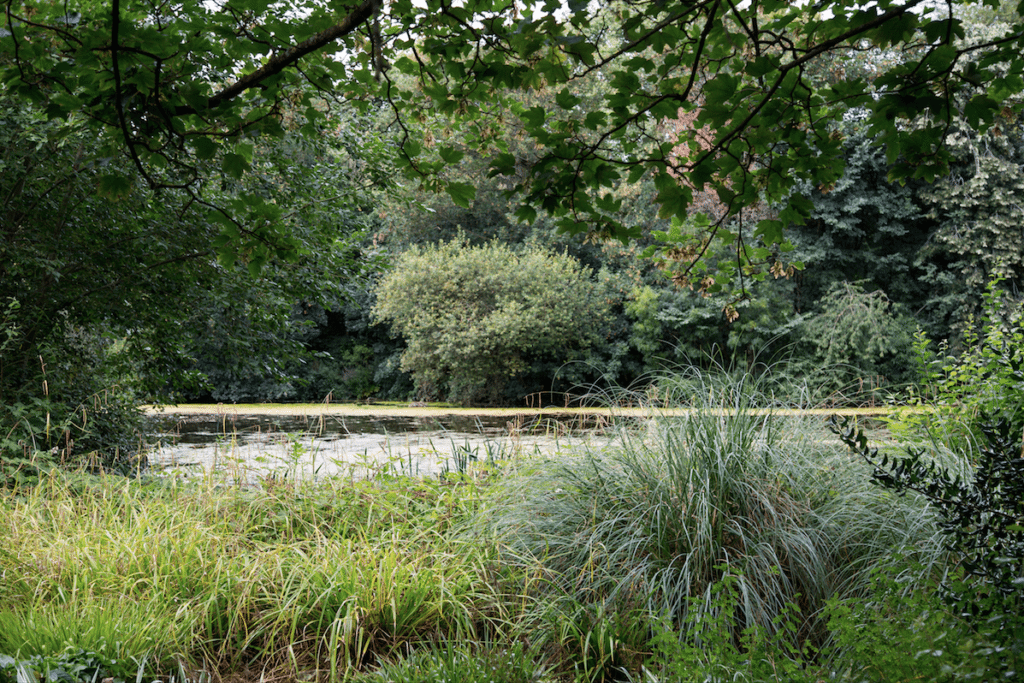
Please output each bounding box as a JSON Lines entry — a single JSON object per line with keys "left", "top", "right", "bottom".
{"left": 2, "top": 374, "right": 1017, "bottom": 683}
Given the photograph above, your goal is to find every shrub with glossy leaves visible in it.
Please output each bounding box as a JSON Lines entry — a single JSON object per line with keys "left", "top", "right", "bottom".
{"left": 832, "top": 415, "right": 1024, "bottom": 679}
{"left": 833, "top": 416, "right": 1023, "bottom": 620}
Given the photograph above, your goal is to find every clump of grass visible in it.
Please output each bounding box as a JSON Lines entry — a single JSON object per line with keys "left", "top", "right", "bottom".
{"left": 477, "top": 367, "right": 948, "bottom": 646}
{"left": 352, "top": 641, "right": 544, "bottom": 683}
{"left": 0, "top": 469, "right": 504, "bottom": 681}
{"left": 0, "top": 596, "right": 196, "bottom": 680}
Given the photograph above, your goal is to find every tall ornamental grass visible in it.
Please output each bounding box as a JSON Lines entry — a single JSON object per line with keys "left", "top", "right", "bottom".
{"left": 0, "top": 471, "right": 502, "bottom": 681}
{"left": 479, "top": 369, "right": 952, "bottom": 642}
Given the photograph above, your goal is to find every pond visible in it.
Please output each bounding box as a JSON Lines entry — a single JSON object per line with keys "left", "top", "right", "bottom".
{"left": 142, "top": 404, "right": 890, "bottom": 483}
{"left": 143, "top": 409, "right": 615, "bottom": 482}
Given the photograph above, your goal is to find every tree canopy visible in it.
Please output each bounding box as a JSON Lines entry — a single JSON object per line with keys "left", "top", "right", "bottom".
{"left": 4, "top": 0, "right": 1023, "bottom": 285}
{"left": 3, "top": 0, "right": 1024, "bottom": 430}
{"left": 0, "top": 88, "right": 382, "bottom": 474}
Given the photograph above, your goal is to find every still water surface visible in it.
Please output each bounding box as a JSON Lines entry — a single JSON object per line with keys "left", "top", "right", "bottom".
{"left": 145, "top": 411, "right": 611, "bottom": 481}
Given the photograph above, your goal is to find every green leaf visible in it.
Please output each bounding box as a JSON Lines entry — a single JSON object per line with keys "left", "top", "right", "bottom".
{"left": 439, "top": 146, "right": 465, "bottom": 164}
{"left": 96, "top": 174, "right": 133, "bottom": 200}
{"left": 247, "top": 245, "right": 270, "bottom": 277}
{"left": 871, "top": 11, "right": 919, "bottom": 47}
{"left": 744, "top": 56, "right": 777, "bottom": 79}
{"left": 556, "top": 88, "right": 581, "bottom": 110}
{"left": 754, "top": 219, "right": 784, "bottom": 245}
{"left": 584, "top": 111, "right": 607, "bottom": 130}
{"left": 655, "top": 182, "right": 692, "bottom": 220}
{"left": 446, "top": 181, "right": 476, "bottom": 208}
{"left": 627, "top": 165, "right": 646, "bottom": 184}
{"left": 218, "top": 248, "right": 238, "bottom": 269}
{"left": 234, "top": 141, "right": 255, "bottom": 164}
{"left": 515, "top": 205, "right": 538, "bottom": 224}
{"left": 221, "top": 153, "right": 249, "bottom": 179}
{"left": 964, "top": 94, "right": 999, "bottom": 129}
{"left": 592, "top": 163, "right": 620, "bottom": 187}
{"left": 235, "top": 0, "right": 272, "bottom": 12}
{"left": 403, "top": 139, "right": 421, "bottom": 157}
{"left": 522, "top": 106, "right": 547, "bottom": 128}
{"left": 489, "top": 152, "right": 517, "bottom": 176}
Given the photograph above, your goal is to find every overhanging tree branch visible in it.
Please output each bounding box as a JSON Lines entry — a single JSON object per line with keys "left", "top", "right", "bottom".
{"left": 195, "top": 0, "right": 380, "bottom": 113}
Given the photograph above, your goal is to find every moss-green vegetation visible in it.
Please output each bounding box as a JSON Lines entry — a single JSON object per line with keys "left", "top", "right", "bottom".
{"left": 4, "top": 368, "right": 1021, "bottom": 683}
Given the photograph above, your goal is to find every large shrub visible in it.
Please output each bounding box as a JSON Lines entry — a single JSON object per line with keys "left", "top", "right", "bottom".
{"left": 833, "top": 416, "right": 1024, "bottom": 679}
{"left": 373, "top": 240, "right": 611, "bottom": 405}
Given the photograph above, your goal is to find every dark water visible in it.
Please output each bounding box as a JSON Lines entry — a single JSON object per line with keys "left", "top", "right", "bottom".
{"left": 147, "top": 411, "right": 605, "bottom": 444}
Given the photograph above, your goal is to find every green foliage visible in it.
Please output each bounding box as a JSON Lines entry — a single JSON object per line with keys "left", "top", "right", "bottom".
{"left": 0, "top": 470, "right": 499, "bottom": 681}
{"left": 635, "top": 215, "right": 802, "bottom": 370}
{"left": 1, "top": 91, "right": 381, "bottom": 466}
{"left": 646, "top": 573, "right": 817, "bottom": 683}
{"left": 833, "top": 417, "right": 1023, "bottom": 618}
{"left": 379, "top": 169, "right": 536, "bottom": 250}
{"left": 352, "top": 642, "right": 542, "bottom": 683}
{"left": 1, "top": 307, "right": 145, "bottom": 483}
{"left": 798, "top": 281, "right": 918, "bottom": 400}
{"left": 3, "top": 0, "right": 1022, "bottom": 283}
{"left": 179, "top": 127, "right": 387, "bottom": 402}
{"left": 899, "top": 278, "right": 1024, "bottom": 441}
{"left": 832, "top": 417, "right": 1024, "bottom": 679}
{"left": 545, "top": 600, "right": 649, "bottom": 683}
{"left": 918, "top": 124, "right": 1024, "bottom": 329}
{"left": 960, "top": 0, "right": 1024, "bottom": 25}
{"left": 480, "top": 369, "right": 945, "bottom": 648}
{"left": 787, "top": 121, "right": 935, "bottom": 318}
{"left": 0, "top": 98, "right": 170, "bottom": 469}
{"left": 625, "top": 286, "right": 664, "bottom": 365}
{"left": 373, "top": 240, "right": 610, "bottom": 404}
{"left": 0, "top": 649, "right": 153, "bottom": 683}
{"left": 648, "top": 285, "right": 799, "bottom": 369}
{"left": 0, "top": 603, "right": 191, "bottom": 683}
{"left": 944, "top": 282, "right": 1024, "bottom": 435}
{"left": 307, "top": 342, "right": 380, "bottom": 401}
{"left": 823, "top": 567, "right": 978, "bottom": 683}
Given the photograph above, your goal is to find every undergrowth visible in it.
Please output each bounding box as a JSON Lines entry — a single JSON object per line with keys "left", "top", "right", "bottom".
{"left": 477, "top": 368, "right": 948, "bottom": 660}
{"left": 0, "top": 469, "right": 502, "bottom": 683}
{"left": 4, "top": 366, "right": 1016, "bottom": 682}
